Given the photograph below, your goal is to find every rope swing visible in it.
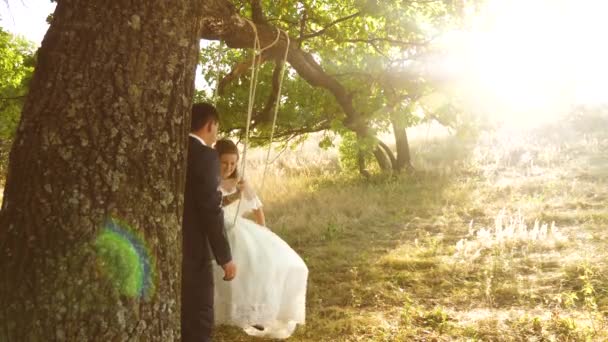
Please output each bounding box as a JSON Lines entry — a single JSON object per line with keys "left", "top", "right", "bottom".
{"left": 231, "top": 19, "right": 290, "bottom": 225}
{"left": 261, "top": 30, "right": 290, "bottom": 192}
{"left": 212, "top": 41, "right": 225, "bottom": 103}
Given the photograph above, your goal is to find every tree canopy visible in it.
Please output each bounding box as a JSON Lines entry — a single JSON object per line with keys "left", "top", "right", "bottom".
{"left": 1, "top": 0, "right": 475, "bottom": 175}
{"left": 197, "top": 0, "right": 474, "bottom": 172}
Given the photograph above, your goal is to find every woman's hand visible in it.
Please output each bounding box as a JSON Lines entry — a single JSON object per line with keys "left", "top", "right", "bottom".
{"left": 221, "top": 179, "right": 241, "bottom": 207}
{"left": 253, "top": 208, "right": 266, "bottom": 227}
{"left": 236, "top": 179, "right": 256, "bottom": 200}
{"left": 235, "top": 179, "right": 247, "bottom": 191}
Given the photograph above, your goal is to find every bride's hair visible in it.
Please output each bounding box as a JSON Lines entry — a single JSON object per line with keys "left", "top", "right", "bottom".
{"left": 215, "top": 139, "right": 239, "bottom": 179}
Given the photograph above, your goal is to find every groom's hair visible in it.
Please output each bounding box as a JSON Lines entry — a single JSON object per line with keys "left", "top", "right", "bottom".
{"left": 191, "top": 102, "right": 219, "bottom": 132}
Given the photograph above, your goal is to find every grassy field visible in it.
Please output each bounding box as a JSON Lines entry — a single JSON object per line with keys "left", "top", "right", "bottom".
{"left": 1, "top": 113, "right": 605, "bottom": 341}
{"left": 215, "top": 112, "right": 608, "bottom": 341}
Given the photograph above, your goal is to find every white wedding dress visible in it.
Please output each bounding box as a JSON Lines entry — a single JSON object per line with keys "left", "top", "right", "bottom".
{"left": 213, "top": 187, "right": 308, "bottom": 339}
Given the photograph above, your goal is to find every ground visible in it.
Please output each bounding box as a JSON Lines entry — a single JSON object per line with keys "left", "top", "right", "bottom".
{"left": 1, "top": 112, "right": 606, "bottom": 341}
{"left": 215, "top": 111, "right": 608, "bottom": 341}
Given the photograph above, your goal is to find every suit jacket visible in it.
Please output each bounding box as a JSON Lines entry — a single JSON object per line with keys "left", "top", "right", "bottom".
{"left": 182, "top": 136, "right": 232, "bottom": 269}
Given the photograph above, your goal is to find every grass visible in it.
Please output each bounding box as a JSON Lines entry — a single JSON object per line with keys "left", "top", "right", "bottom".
{"left": 214, "top": 111, "right": 608, "bottom": 341}
{"left": 2, "top": 112, "right": 606, "bottom": 340}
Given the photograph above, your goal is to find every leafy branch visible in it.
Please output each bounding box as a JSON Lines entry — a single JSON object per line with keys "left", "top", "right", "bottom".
{"left": 299, "top": 11, "right": 361, "bottom": 41}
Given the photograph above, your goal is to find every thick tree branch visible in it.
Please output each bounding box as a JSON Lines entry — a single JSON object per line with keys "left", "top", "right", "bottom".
{"left": 254, "top": 121, "right": 330, "bottom": 142}
{"left": 258, "top": 60, "right": 285, "bottom": 123}
{"left": 251, "top": 0, "right": 267, "bottom": 24}
{"left": 300, "top": 11, "right": 360, "bottom": 40}
{"left": 226, "top": 120, "right": 331, "bottom": 142}
{"left": 331, "top": 71, "right": 377, "bottom": 84}
{"left": 217, "top": 54, "right": 268, "bottom": 95}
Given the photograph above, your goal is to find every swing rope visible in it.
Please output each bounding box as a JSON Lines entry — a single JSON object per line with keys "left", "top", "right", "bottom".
{"left": 213, "top": 41, "right": 224, "bottom": 103}
{"left": 232, "top": 19, "right": 289, "bottom": 225}
{"left": 260, "top": 31, "right": 290, "bottom": 192}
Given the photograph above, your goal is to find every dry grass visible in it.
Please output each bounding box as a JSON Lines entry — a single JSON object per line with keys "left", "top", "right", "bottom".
{"left": 214, "top": 111, "right": 608, "bottom": 341}
{"left": 4, "top": 111, "right": 607, "bottom": 340}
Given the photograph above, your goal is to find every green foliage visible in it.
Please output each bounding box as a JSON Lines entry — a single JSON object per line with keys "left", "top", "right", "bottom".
{"left": 199, "top": 0, "right": 474, "bottom": 162}
{"left": 198, "top": 43, "right": 342, "bottom": 146}
{"left": 417, "top": 306, "right": 451, "bottom": 332}
{"left": 337, "top": 131, "right": 374, "bottom": 172}
{"left": 0, "top": 28, "right": 35, "bottom": 178}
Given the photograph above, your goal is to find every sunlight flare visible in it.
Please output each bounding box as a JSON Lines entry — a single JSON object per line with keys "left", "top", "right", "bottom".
{"left": 436, "top": 0, "right": 608, "bottom": 128}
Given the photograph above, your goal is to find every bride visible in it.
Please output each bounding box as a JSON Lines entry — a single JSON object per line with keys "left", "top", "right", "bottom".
{"left": 212, "top": 139, "right": 309, "bottom": 339}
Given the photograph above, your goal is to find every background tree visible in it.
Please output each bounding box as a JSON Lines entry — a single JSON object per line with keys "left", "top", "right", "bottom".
{"left": 0, "top": 27, "right": 35, "bottom": 179}
{"left": 2, "top": 0, "right": 474, "bottom": 177}
{"left": 197, "top": 0, "right": 474, "bottom": 175}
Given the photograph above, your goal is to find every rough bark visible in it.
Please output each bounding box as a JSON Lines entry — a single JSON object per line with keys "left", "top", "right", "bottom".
{"left": 0, "top": 0, "right": 204, "bottom": 340}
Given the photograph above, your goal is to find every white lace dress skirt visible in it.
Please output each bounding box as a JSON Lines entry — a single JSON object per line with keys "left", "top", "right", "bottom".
{"left": 213, "top": 192, "right": 308, "bottom": 339}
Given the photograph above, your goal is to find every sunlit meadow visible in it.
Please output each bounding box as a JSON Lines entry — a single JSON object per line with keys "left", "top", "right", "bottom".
{"left": 215, "top": 108, "right": 608, "bottom": 341}
{"left": 3, "top": 109, "right": 605, "bottom": 341}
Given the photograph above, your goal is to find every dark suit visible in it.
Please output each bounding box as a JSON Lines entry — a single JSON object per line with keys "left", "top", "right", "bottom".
{"left": 181, "top": 136, "right": 232, "bottom": 342}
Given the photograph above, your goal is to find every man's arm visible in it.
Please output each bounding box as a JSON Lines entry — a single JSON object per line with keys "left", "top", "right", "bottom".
{"left": 192, "top": 149, "right": 232, "bottom": 266}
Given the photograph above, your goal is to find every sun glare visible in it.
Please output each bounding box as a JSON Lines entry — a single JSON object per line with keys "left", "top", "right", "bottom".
{"left": 437, "top": 0, "right": 608, "bottom": 128}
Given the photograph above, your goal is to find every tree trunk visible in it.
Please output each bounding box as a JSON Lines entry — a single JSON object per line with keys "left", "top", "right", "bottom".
{"left": 377, "top": 141, "right": 397, "bottom": 171}
{"left": 391, "top": 116, "right": 414, "bottom": 172}
{"left": 357, "top": 150, "right": 371, "bottom": 178}
{"left": 0, "top": 1, "right": 204, "bottom": 340}
{"left": 373, "top": 145, "right": 393, "bottom": 171}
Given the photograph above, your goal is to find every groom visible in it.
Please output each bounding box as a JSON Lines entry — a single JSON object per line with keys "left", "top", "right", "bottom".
{"left": 182, "top": 102, "right": 237, "bottom": 342}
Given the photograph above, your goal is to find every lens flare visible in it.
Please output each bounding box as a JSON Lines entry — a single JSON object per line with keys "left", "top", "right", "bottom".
{"left": 433, "top": 0, "right": 608, "bottom": 128}
{"left": 95, "top": 218, "right": 155, "bottom": 299}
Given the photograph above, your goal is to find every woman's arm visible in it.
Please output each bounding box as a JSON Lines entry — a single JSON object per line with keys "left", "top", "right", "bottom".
{"left": 252, "top": 208, "right": 266, "bottom": 226}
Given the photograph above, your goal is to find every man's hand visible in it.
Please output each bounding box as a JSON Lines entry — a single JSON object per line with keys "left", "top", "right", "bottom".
{"left": 221, "top": 261, "right": 237, "bottom": 281}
